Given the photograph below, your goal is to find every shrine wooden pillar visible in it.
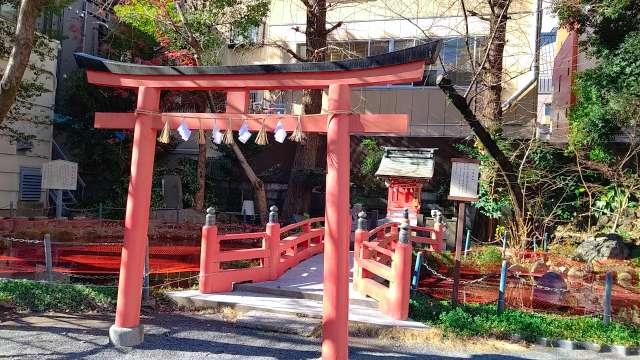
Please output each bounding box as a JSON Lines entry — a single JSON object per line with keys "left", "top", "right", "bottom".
{"left": 322, "top": 83, "right": 351, "bottom": 360}
{"left": 110, "top": 86, "right": 159, "bottom": 346}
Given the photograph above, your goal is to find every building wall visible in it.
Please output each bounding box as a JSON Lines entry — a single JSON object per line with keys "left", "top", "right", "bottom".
{"left": 550, "top": 30, "right": 578, "bottom": 143}
{"left": 0, "top": 21, "right": 59, "bottom": 211}
{"left": 224, "top": 0, "right": 541, "bottom": 137}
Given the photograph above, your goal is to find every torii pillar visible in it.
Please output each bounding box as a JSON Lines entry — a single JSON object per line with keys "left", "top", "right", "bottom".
{"left": 323, "top": 83, "right": 351, "bottom": 359}
{"left": 74, "top": 41, "right": 441, "bottom": 359}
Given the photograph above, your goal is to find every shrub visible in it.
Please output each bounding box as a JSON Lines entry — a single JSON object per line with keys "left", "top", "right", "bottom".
{"left": 0, "top": 279, "right": 116, "bottom": 312}
{"left": 410, "top": 293, "right": 640, "bottom": 346}
{"left": 464, "top": 246, "right": 503, "bottom": 271}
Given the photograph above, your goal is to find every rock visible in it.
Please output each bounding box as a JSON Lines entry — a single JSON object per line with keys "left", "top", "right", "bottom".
{"left": 530, "top": 260, "right": 549, "bottom": 275}
{"left": 567, "top": 267, "right": 586, "bottom": 281}
{"left": 617, "top": 272, "right": 633, "bottom": 287}
{"left": 574, "top": 234, "right": 631, "bottom": 262}
{"left": 533, "top": 271, "right": 567, "bottom": 306}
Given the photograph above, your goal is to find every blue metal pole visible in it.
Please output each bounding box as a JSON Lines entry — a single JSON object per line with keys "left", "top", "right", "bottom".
{"left": 464, "top": 229, "right": 471, "bottom": 258}
{"left": 502, "top": 231, "right": 508, "bottom": 251}
{"left": 603, "top": 271, "right": 613, "bottom": 324}
{"left": 497, "top": 259, "right": 508, "bottom": 313}
{"left": 411, "top": 251, "right": 424, "bottom": 295}
{"left": 533, "top": 237, "right": 537, "bottom": 252}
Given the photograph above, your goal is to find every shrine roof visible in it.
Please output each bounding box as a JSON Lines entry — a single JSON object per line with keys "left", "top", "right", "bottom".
{"left": 74, "top": 42, "right": 440, "bottom": 76}
{"left": 375, "top": 147, "right": 437, "bottom": 179}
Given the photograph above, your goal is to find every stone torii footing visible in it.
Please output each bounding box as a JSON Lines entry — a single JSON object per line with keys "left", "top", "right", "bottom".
{"left": 75, "top": 41, "right": 440, "bottom": 360}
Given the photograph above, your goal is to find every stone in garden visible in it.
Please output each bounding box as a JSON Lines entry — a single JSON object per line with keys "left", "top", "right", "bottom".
{"left": 617, "top": 271, "right": 633, "bottom": 287}
{"left": 533, "top": 271, "right": 567, "bottom": 306}
{"left": 574, "top": 233, "right": 631, "bottom": 262}
{"left": 567, "top": 267, "right": 586, "bottom": 281}
{"left": 530, "top": 260, "right": 549, "bottom": 275}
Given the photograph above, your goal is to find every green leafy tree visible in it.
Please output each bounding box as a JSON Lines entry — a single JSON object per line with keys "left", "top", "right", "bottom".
{"left": 114, "top": 0, "right": 270, "bottom": 219}
{"left": 0, "top": 0, "right": 68, "bottom": 139}
{"left": 555, "top": 0, "right": 640, "bottom": 165}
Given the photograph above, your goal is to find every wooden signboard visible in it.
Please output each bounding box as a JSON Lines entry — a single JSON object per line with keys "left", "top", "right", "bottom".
{"left": 42, "top": 160, "right": 78, "bottom": 190}
{"left": 448, "top": 158, "right": 480, "bottom": 202}
{"left": 447, "top": 158, "right": 480, "bottom": 304}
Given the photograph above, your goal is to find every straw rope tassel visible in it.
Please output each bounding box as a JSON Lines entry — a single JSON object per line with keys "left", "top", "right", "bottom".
{"left": 198, "top": 119, "right": 206, "bottom": 145}
{"left": 255, "top": 118, "right": 268, "bottom": 145}
{"left": 223, "top": 118, "right": 234, "bottom": 145}
{"left": 158, "top": 117, "right": 171, "bottom": 144}
{"left": 289, "top": 115, "right": 305, "bottom": 142}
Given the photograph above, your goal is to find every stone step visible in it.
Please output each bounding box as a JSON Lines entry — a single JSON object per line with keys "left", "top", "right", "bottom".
{"left": 166, "top": 289, "right": 427, "bottom": 330}
{"left": 234, "top": 282, "right": 379, "bottom": 309}
{"left": 235, "top": 310, "right": 320, "bottom": 337}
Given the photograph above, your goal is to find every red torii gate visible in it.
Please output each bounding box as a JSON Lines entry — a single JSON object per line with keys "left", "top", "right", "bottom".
{"left": 75, "top": 42, "right": 440, "bottom": 359}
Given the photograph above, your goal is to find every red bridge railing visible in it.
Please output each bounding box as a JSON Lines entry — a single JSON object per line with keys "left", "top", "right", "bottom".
{"left": 199, "top": 207, "right": 324, "bottom": 293}
{"left": 353, "top": 212, "right": 446, "bottom": 320}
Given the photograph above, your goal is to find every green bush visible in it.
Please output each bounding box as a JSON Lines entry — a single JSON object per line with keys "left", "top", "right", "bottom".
{"left": 463, "top": 246, "right": 503, "bottom": 271}
{"left": 410, "top": 293, "right": 640, "bottom": 346}
{"left": 0, "top": 279, "right": 116, "bottom": 312}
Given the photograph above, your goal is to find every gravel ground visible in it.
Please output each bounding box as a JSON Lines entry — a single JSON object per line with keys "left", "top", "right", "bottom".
{"left": 0, "top": 312, "right": 638, "bottom": 359}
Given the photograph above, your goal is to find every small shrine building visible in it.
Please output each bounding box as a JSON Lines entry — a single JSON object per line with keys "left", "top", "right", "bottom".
{"left": 375, "top": 147, "right": 437, "bottom": 225}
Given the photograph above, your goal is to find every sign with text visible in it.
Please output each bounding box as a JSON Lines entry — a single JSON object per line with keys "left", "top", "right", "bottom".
{"left": 448, "top": 158, "right": 480, "bottom": 202}
{"left": 42, "top": 160, "right": 78, "bottom": 190}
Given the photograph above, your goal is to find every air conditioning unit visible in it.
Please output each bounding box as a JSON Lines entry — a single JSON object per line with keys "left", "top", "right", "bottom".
{"left": 16, "top": 140, "right": 33, "bottom": 152}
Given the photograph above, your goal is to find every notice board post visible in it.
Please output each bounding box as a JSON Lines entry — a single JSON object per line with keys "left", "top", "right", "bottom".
{"left": 448, "top": 158, "right": 480, "bottom": 304}
{"left": 41, "top": 160, "right": 78, "bottom": 218}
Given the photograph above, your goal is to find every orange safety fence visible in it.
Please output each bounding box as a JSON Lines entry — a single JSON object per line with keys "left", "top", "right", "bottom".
{"left": 0, "top": 219, "right": 263, "bottom": 276}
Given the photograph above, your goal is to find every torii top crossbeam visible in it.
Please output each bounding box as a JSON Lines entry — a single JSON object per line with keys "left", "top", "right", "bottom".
{"left": 75, "top": 42, "right": 439, "bottom": 90}
{"left": 76, "top": 41, "right": 441, "bottom": 360}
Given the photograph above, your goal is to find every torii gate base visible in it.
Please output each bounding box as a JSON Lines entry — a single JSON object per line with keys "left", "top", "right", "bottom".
{"left": 75, "top": 42, "right": 440, "bottom": 359}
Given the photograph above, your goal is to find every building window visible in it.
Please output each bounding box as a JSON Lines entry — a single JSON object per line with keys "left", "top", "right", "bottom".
{"left": 544, "top": 103, "right": 551, "bottom": 116}
{"left": 19, "top": 167, "right": 42, "bottom": 202}
{"left": 294, "top": 36, "right": 484, "bottom": 86}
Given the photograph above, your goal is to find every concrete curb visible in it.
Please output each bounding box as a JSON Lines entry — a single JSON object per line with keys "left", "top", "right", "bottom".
{"left": 533, "top": 337, "right": 639, "bottom": 357}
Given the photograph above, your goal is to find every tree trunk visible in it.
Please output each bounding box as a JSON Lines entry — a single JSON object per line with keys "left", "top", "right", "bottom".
{"left": 282, "top": 0, "right": 328, "bottom": 221}
{"left": 437, "top": 76, "right": 525, "bottom": 232}
{"left": 195, "top": 142, "right": 207, "bottom": 210}
{"left": 478, "top": 0, "right": 510, "bottom": 132}
{"left": 229, "top": 141, "right": 268, "bottom": 224}
{"left": 0, "top": 0, "right": 48, "bottom": 124}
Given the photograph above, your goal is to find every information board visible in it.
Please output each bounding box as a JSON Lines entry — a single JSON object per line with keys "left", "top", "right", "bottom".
{"left": 448, "top": 158, "right": 480, "bottom": 202}
{"left": 42, "top": 160, "right": 78, "bottom": 190}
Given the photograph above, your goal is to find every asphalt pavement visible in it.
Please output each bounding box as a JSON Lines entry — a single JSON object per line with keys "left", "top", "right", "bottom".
{"left": 0, "top": 312, "right": 637, "bottom": 359}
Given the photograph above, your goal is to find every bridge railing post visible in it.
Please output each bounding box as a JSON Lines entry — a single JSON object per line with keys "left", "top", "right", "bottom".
{"left": 265, "top": 206, "right": 281, "bottom": 280}
{"left": 388, "top": 221, "right": 412, "bottom": 320}
{"left": 199, "top": 208, "right": 220, "bottom": 293}
{"left": 431, "top": 210, "right": 446, "bottom": 252}
{"left": 353, "top": 212, "right": 368, "bottom": 293}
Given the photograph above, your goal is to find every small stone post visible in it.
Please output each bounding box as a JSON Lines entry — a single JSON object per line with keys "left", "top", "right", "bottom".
{"left": 266, "top": 206, "right": 281, "bottom": 280}
{"left": 353, "top": 212, "right": 367, "bottom": 292}
{"left": 603, "top": 271, "right": 613, "bottom": 324}
{"left": 43, "top": 233, "right": 52, "bottom": 281}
